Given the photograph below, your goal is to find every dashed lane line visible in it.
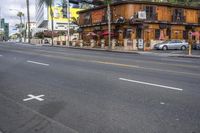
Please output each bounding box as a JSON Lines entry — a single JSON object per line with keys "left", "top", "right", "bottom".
{"left": 119, "top": 78, "right": 183, "bottom": 91}
{"left": 27, "top": 60, "right": 49, "bottom": 66}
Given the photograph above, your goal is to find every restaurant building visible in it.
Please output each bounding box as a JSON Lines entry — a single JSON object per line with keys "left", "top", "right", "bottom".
{"left": 78, "top": 1, "right": 200, "bottom": 50}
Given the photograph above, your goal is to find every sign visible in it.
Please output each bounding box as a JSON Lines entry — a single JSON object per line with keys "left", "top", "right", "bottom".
{"left": 138, "top": 39, "right": 144, "bottom": 49}
{"left": 49, "top": 7, "right": 82, "bottom": 22}
{"left": 91, "top": 10, "right": 105, "bottom": 23}
{"left": 138, "top": 11, "right": 146, "bottom": 19}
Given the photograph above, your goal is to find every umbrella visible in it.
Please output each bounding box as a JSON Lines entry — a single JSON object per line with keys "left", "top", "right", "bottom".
{"left": 86, "top": 32, "right": 97, "bottom": 36}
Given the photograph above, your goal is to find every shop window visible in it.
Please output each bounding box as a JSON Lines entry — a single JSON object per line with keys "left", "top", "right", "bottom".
{"left": 83, "top": 12, "right": 91, "bottom": 25}
{"left": 145, "top": 6, "right": 157, "bottom": 20}
{"left": 155, "top": 29, "right": 160, "bottom": 40}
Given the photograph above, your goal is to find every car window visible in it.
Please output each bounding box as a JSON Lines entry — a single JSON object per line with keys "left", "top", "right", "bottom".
{"left": 170, "top": 40, "right": 176, "bottom": 43}
{"left": 175, "top": 40, "right": 182, "bottom": 43}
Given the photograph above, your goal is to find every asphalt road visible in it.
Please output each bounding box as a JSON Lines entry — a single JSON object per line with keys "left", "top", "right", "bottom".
{"left": 0, "top": 42, "right": 200, "bottom": 133}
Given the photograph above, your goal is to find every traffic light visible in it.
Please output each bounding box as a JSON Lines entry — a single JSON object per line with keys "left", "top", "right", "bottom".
{"left": 62, "top": 0, "right": 68, "bottom": 18}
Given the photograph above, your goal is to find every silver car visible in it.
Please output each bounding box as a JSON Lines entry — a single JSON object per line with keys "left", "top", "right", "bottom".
{"left": 154, "top": 40, "right": 189, "bottom": 50}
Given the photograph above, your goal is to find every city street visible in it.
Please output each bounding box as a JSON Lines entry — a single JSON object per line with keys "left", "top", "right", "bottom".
{"left": 0, "top": 42, "right": 200, "bottom": 133}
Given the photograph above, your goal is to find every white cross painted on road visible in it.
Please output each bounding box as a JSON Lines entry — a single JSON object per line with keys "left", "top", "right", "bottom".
{"left": 23, "top": 94, "right": 45, "bottom": 102}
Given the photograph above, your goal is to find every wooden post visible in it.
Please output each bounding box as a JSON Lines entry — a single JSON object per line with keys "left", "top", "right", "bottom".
{"left": 188, "top": 32, "right": 192, "bottom": 56}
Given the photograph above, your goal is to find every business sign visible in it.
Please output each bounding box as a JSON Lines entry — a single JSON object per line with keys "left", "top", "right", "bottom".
{"left": 138, "top": 11, "right": 146, "bottom": 19}
{"left": 91, "top": 10, "right": 105, "bottom": 23}
{"left": 48, "top": 7, "right": 82, "bottom": 22}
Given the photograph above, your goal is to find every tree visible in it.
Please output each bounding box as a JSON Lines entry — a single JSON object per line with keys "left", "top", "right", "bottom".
{"left": 17, "top": 12, "right": 24, "bottom": 42}
{"left": 39, "top": 0, "right": 55, "bottom": 46}
{"left": 26, "top": 0, "right": 31, "bottom": 43}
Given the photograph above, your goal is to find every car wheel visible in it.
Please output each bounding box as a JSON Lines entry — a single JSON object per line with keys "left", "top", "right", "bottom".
{"left": 181, "top": 46, "right": 186, "bottom": 50}
{"left": 162, "top": 46, "right": 168, "bottom": 51}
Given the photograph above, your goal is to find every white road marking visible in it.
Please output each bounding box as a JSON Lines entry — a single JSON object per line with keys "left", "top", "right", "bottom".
{"left": 27, "top": 60, "right": 49, "bottom": 66}
{"left": 0, "top": 54, "right": 2, "bottom": 57}
{"left": 161, "top": 58, "right": 192, "bottom": 63}
{"left": 160, "top": 102, "right": 165, "bottom": 105}
{"left": 119, "top": 78, "right": 183, "bottom": 91}
{"left": 23, "top": 94, "right": 45, "bottom": 101}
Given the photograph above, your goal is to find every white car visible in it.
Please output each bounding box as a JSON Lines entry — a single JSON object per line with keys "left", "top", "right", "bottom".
{"left": 154, "top": 40, "right": 189, "bottom": 50}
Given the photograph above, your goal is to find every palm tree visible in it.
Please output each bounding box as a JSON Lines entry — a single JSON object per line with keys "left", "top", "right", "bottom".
{"left": 26, "top": 0, "right": 31, "bottom": 43}
{"left": 17, "top": 12, "right": 24, "bottom": 42}
{"left": 39, "top": 0, "right": 54, "bottom": 46}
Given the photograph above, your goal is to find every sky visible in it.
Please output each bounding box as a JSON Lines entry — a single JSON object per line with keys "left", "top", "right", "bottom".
{"left": 0, "top": 0, "right": 35, "bottom": 35}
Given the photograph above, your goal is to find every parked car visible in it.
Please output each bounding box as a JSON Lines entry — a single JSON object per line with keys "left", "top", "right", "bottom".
{"left": 192, "top": 43, "right": 200, "bottom": 50}
{"left": 154, "top": 40, "right": 189, "bottom": 50}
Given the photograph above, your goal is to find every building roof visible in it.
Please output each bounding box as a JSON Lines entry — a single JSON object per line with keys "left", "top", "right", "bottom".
{"left": 78, "top": 1, "right": 200, "bottom": 14}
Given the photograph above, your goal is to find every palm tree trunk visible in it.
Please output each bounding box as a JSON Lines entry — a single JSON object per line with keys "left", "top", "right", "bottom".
{"left": 26, "top": 0, "right": 31, "bottom": 43}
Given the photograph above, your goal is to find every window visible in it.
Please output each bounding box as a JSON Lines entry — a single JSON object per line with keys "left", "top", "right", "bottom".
{"left": 136, "top": 28, "right": 142, "bottom": 39}
{"left": 173, "top": 8, "right": 185, "bottom": 22}
{"left": 145, "top": 6, "right": 157, "bottom": 20}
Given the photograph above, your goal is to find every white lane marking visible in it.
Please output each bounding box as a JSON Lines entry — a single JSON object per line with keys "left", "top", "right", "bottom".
{"left": 160, "top": 102, "right": 165, "bottom": 105}
{"left": 119, "top": 78, "right": 183, "bottom": 91}
{"left": 27, "top": 60, "right": 49, "bottom": 66}
{"left": 161, "top": 58, "right": 192, "bottom": 63}
{"left": 23, "top": 94, "right": 45, "bottom": 101}
{"left": 0, "top": 54, "right": 2, "bottom": 57}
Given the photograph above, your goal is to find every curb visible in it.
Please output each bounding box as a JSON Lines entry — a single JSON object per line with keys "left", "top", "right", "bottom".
{"left": 27, "top": 43, "right": 200, "bottom": 58}
{"left": 42, "top": 45, "right": 140, "bottom": 55}
{"left": 169, "top": 55, "right": 200, "bottom": 59}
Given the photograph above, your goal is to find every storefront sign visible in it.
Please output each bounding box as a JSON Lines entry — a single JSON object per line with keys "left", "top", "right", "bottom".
{"left": 138, "top": 39, "right": 144, "bottom": 49}
{"left": 91, "top": 10, "right": 105, "bottom": 23}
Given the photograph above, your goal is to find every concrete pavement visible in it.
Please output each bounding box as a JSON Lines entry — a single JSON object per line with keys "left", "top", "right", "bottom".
{"left": 0, "top": 42, "right": 200, "bottom": 133}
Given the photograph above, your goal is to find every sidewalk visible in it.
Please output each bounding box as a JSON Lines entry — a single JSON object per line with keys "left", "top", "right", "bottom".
{"left": 22, "top": 42, "right": 200, "bottom": 59}
{"left": 59, "top": 45, "right": 200, "bottom": 59}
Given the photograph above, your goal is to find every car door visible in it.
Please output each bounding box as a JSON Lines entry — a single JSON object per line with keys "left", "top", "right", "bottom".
{"left": 168, "top": 40, "right": 176, "bottom": 49}
{"left": 175, "top": 40, "right": 182, "bottom": 49}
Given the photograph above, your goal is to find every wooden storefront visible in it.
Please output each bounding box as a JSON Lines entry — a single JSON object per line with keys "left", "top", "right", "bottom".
{"left": 78, "top": 1, "right": 200, "bottom": 50}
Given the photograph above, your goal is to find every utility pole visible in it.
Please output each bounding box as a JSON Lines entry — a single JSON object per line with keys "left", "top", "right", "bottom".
{"left": 67, "top": 0, "right": 70, "bottom": 47}
{"left": 107, "top": 3, "right": 111, "bottom": 49}
{"left": 63, "top": 0, "right": 70, "bottom": 46}
{"left": 26, "top": 0, "right": 31, "bottom": 43}
{"left": 105, "top": 0, "right": 111, "bottom": 49}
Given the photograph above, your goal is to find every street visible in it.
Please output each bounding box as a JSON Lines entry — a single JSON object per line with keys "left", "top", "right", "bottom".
{"left": 0, "top": 42, "right": 200, "bottom": 133}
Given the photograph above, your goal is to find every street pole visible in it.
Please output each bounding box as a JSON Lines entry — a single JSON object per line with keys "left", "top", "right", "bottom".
{"left": 19, "top": 14, "right": 23, "bottom": 42}
{"left": 26, "top": 0, "right": 31, "bottom": 43}
{"left": 67, "top": 0, "right": 70, "bottom": 47}
{"left": 107, "top": 3, "right": 111, "bottom": 50}
{"left": 189, "top": 32, "right": 192, "bottom": 56}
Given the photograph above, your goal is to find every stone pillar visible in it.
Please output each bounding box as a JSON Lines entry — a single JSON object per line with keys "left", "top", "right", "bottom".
{"left": 111, "top": 39, "right": 116, "bottom": 49}
{"left": 80, "top": 40, "right": 83, "bottom": 48}
{"left": 101, "top": 39, "right": 105, "bottom": 48}
{"left": 72, "top": 40, "right": 76, "bottom": 47}
{"left": 90, "top": 39, "right": 95, "bottom": 48}
{"left": 133, "top": 39, "right": 138, "bottom": 50}
{"left": 124, "top": 39, "right": 128, "bottom": 50}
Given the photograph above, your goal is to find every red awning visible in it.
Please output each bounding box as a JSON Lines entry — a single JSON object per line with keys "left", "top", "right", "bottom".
{"left": 101, "top": 31, "right": 114, "bottom": 36}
